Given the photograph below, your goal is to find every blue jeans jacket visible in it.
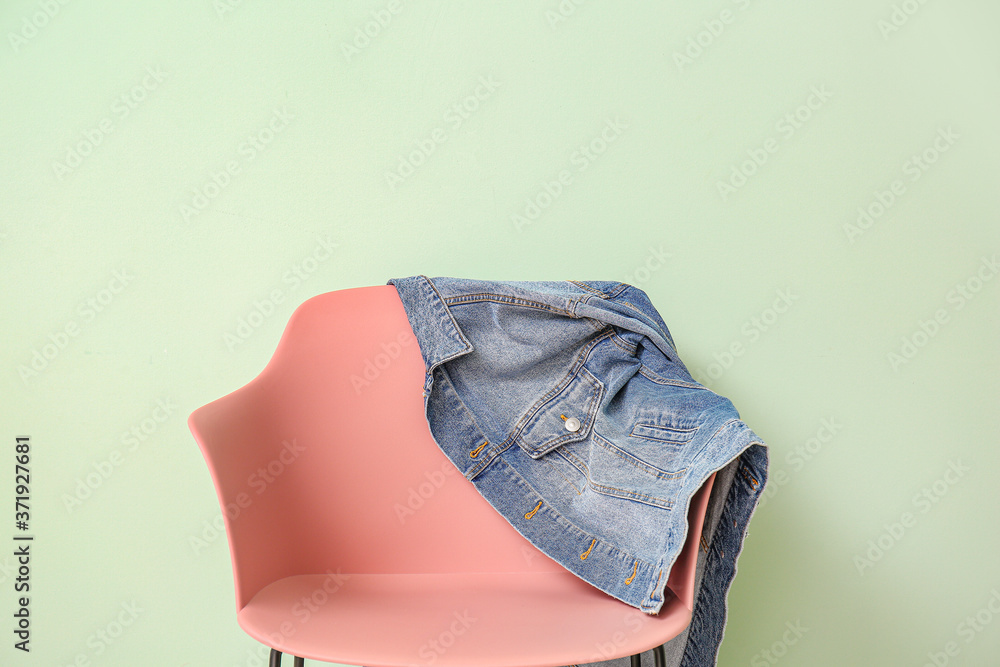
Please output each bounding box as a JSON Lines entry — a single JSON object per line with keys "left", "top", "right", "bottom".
{"left": 386, "top": 276, "right": 769, "bottom": 665}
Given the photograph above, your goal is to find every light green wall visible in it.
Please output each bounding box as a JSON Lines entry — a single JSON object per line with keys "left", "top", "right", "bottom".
{"left": 2, "top": 1, "right": 998, "bottom": 665}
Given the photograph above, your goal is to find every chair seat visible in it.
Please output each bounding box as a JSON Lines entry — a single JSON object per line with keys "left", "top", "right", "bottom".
{"left": 238, "top": 571, "right": 691, "bottom": 667}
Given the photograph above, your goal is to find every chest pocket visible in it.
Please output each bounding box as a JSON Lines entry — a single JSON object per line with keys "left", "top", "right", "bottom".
{"left": 629, "top": 420, "right": 698, "bottom": 448}
{"left": 616, "top": 416, "right": 700, "bottom": 476}
{"left": 515, "top": 364, "right": 604, "bottom": 459}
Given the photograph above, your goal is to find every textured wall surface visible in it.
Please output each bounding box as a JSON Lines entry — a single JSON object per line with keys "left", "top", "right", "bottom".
{"left": 2, "top": 2, "right": 998, "bottom": 665}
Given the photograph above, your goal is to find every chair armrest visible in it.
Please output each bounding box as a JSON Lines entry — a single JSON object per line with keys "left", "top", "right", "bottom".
{"left": 189, "top": 375, "right": 303, "bottom": 610}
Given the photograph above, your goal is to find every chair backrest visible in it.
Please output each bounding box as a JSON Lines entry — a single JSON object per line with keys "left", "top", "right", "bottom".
{"left": 189, "top": 285, "right": 571, "bottom": 610}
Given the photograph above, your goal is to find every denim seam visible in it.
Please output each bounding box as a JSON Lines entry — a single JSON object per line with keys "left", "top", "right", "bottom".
{"left": 416, "top": 275, "right": 474, "bottom": 367}
{"left": 618, "top": 299, "right": 656, "bottom": 320}
{"left": 433, "top": 366, "right": 504, "bottom": 481}
{"left": 629, "top": 421, "right": 698, "bottom": 442}
{"left": 636, "top": 365, "right": 706, "bottom": 390}
{"left": 541, "top": 454, "right": 584, "bottom": 495}
{"left": 566, "top": 280, "right": 607, "bottom": 296}
{"left": 607, "top": 328, "right": 640, "bottom": 355}
{"left": 443, "top": 292, "right": 575, "bottom": 318}
{"left": 591, "top": 430, "right": 687, "bottom": 480}
{"left": 507, "top": 334, "right": 609, "bottom": 457}
{"left": 520, "top": 332, "right": 608, "bottom": 418}
{"left": 589, "top": 481, "right": 677, "bottom": 511}
{"left": 555, "top": 443, "right": 679, "bottom": 511}
{"left": 513, "top": 366, "right": 604, "bottom": 457}
{"left": 555, "top": 447, "right": 588, "bottom": 478}
{"left": 566, "top": 280, "right": 630, "bottom": 299}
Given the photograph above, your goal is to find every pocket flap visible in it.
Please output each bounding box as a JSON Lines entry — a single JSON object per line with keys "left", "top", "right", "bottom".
{"left": 516, "top": 365, "right": 603, "bottom": 459}
{"left": 630, "top": 420, "right": 698, "bottom": 445}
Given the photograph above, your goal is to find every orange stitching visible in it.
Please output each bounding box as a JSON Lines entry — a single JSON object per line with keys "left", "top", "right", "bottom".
{"left": 580, "top": 539, "right": 596, "bottom": 560}
{"left": 469, "top": 440, "right": 487, "bottom": 458}
{"left": 591, "top": 432, "right": 686, "bottom": 480}
{"left": 625, "top": 560, "right": 638, "bottom": 585}
{"left": 524, "top": 500, "right": 542, "bottom": 519}
{"left": 542, "top": 455, "right": 582, "bottom": 495}
{"left": 739, "top": 467, "right": 759, "bottom": 488}
{"left": 700, "top": 534, "right": 709, "bottom": 552}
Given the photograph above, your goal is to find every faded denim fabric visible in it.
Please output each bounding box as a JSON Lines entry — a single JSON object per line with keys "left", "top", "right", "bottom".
{"left": 386, "top": 275, "right": 769, "bottom": 665}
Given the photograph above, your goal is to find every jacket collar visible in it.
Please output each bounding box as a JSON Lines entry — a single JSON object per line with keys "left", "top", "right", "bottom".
{"left": 387, "top": 275, "right": 473, "bottom": 373}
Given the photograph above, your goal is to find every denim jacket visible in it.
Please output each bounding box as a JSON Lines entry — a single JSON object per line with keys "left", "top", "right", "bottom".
{"left": 386, "top": 275, "right": 769, "bottom": 665}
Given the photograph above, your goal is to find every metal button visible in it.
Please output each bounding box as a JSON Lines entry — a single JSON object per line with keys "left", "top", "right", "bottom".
{"left": 564, "top": 417, "right": 581, "bottom": 432}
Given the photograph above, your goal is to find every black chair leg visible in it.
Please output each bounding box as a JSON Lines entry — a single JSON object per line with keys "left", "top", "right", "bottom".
{"left": 630, "top": 646, "right": 665, "bottom": 667}
{"left": 269, "top": 648, "right": 305, "bottom": 666}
